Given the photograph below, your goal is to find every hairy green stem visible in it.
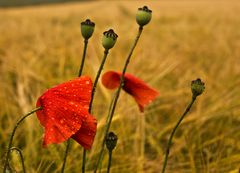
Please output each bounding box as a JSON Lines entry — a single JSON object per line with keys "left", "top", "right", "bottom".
{"left": 106, "top": 151, "right": 112, "bottom": 173}
{"left": 78, "top": 39, "right": 88, "bottom": 77}
{"left": 161, "top": 96, "right": 197, "bottom": 173}
{"left": 82, "top": 49, "right": 109, "bottom": 173}
{"left": 3, "top": 107, "right": 42, "bottom": 173}
{"left": 9, "top": 147, "right": 26, "bottom": 173}
{"left": 89, "top": 49, "right": 109, "bottom": 112}
{"left": 94, "top": 26, "right": 143, "bottom": 173}
{"left": 61, "top": 39, "right": 89, "bottom": 173}
{"left": 61, "top": 140, "right": 71, "bottom": 173}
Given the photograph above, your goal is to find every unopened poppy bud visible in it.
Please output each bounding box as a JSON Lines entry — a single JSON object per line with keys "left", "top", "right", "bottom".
{"left": 102, "top": 29, "right": 118, "bottom": 50}
{"left": 81, "top": 19, "right": 95, "bottom": 40}
{"left": 136, "top": 6, "right": 152, "bottom": 27}
{"left": 106, "top": 132, "right": 118, "bottom": 151}
{"left": 191, "top": 78, "right": 205, "bottom": 98}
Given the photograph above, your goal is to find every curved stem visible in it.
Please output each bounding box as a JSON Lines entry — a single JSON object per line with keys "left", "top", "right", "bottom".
{"left": 161, "top": 96, "right": 196, "bottom": 173}
{"left": 9, "top": 147, "right": 26, "bottom": 173}
{"left": 78, "top": 39, "right": 88, "bottom": 77}
{"left": 106, "top": 151, "right": 112, "bottom": 173}
{"left": 61, "top": 39, "right": 89, "bottom": 173}
{"left": 82, "top": 49, "right": 109, "bottom": 173}
{"left": 94, "top": 26, "right": 143, "bottom": 173}
{"left": 89, "top": 49, "right": 109, "bottom": 112}
{"left": 3, "top": 107, "right": 42, "bottom": 173}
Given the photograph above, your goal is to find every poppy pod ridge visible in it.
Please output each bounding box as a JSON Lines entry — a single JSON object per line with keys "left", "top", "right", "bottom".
{"left": 36, "top": 76, "right": 97, "bottom": 150}
{"left": 102, "top": 71, "right": 159, "bottom": 112}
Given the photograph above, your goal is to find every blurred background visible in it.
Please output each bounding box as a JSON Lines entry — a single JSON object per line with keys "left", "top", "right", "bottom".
{"left": 0, "top": 1, "right": 240, "bottom": 173}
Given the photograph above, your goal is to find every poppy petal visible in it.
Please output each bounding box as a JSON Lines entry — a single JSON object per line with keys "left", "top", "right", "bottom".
{"left": 102, "top": 71, "right": 121, "bottom": 89}
{"left": 102, "top": 71, "right": 159, "bottom": 112}
{"left": 123, "top": 73, "right": 159, "bottom": 112}
{"left": 50, "top": 76, "right": 92, "bottom": 110}
{"left": 71, "top": 113, "right": 97, "bottom": 150}
{"left": 36, "top": 76, "right": 94, "bottom": 146}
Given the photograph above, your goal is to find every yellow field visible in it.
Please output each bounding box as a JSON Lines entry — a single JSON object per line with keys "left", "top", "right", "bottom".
{"left": 0, "top": 1, "right": 240, "bottom": 172}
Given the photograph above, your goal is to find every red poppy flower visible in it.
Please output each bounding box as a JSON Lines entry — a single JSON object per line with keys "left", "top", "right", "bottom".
{"left": 102, "top": 71, "right": 159, "bottom": 112}
{"left": 36, "top": 76, "right": 97, "bottom": 150}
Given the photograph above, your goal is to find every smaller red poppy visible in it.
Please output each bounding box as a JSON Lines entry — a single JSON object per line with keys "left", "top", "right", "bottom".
{"left": 36, "top": 76, "right": 97, "bottom": 150}
{"left": 102, "top": 71, "right": 159, "bottom": 112}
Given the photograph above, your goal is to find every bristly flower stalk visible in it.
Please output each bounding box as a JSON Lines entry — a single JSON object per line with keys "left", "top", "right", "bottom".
{"left": 61, "top": 19, "right": 95, "bottom": 173}
{"left": 82, "top": 29, "right": 118, "bottom": 173}
{"left": 9, "top": 147, "right": 26, "bottom": 173}
{"left": 3, "top": 107, "right": 42, "bottom": 173}
{"left": 94, "top": 6, "right": 152, "bottom": 173}
{"left": 161, "top": 78, "right": 205, "bottom": 173}
{"left": 79, "top": 19, "right": 95, "bottom": 76}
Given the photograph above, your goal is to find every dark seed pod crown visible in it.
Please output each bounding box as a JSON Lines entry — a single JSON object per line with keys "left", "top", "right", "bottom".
{"left": 81, "top": 19, "right": 95, "bottom": 27}
{"left": 138, "top": 6, "right": 152, "bottom": 13}
{"left": 103, "top": 29, "right": 118, "bottom": 40}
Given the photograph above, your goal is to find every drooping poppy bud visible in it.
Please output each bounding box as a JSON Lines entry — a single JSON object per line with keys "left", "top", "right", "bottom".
{"left": 102, "top": 71, "right": 159, "bottom": 112}
{"left": 191, "top": 78, "right": 205, "bottom": 98}
{"left": 136, "top": 6, "right": 152, "bottom": 27}
{"left": 102, "top": 29, "right": 118, "bottom": 50}
{"left": 36, "top": 76, "right": 97, "bottom": 150}
{"left": 81, "top": 19, "right": 95, "bottom": 40}
{"left": 106, "top": 132, "right": 118, "bottom": 151}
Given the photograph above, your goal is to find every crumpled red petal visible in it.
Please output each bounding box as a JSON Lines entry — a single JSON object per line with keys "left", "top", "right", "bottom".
{"left": 36, "top": 76, "right": 97, "bottom": 149}
{"left": 102, "top": 71, "right": 159, "bottom": 112}
{"left": 71, "top": 113, "right": 97, "bottom": 150}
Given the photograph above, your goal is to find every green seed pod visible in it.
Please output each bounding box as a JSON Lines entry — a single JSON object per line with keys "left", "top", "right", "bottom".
{"left": 81, "top": 19, "right": 95, "bottom": 40}
{"left": 191, "top": 78, "right": 205, "bottom": 97}
{"left": 136, "top": 6, "right": 152, "bottom": 27}
{"left": 102, "top": 29, "right": 118, "bottom": 50}
{"left": 106, "top": 132, "right": 118, "bottom": 151}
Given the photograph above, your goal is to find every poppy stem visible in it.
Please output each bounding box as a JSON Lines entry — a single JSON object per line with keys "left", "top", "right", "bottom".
{"left": 3, "top": 107, "right": 42, "bottom": 173}
{"left": 94, "top": 26, "right": 143, "bottom": 173}
{"left": 89, "top": 49, "right": 109, "bottom": 111}
{"left": 61, "top": 38, "right": 90, "bottom": 173}
{"left": 161, "top": 96, "right": 197, "bottom": 173}
{"left": 8, "top": 147, "right": 26, "bottom": 173}
{"left": 106, "top": 151, "right": 112, "bottom": 173}
{"left": 61, "top": 140, "right": 71, "bottom": 173}
{"left": 82, "top": 49, "right": 109, "bottom": 173}
{"left": 78, "top": 39, "right": 88, "bottom": 77}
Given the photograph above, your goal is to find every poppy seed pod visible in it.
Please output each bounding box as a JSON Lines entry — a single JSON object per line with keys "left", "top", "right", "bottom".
{"left": 81, "top": 19, "right": 95, "bottom": 40}
{"left": 136, "top": 6, "right": 152, "bottom": 27}
{"left": 106, "top": 132, "right": 118, "bottom": 151}
{"left": 191, "top": 78, "right": 205, "bottom": 97}
{"left": 102, "top": 29, "right": 118, "bottom": 50}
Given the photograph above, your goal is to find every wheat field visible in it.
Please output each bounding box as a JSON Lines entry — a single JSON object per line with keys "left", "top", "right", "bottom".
{"left": 0, "top": 1, "right": 240, "bottom": 173}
